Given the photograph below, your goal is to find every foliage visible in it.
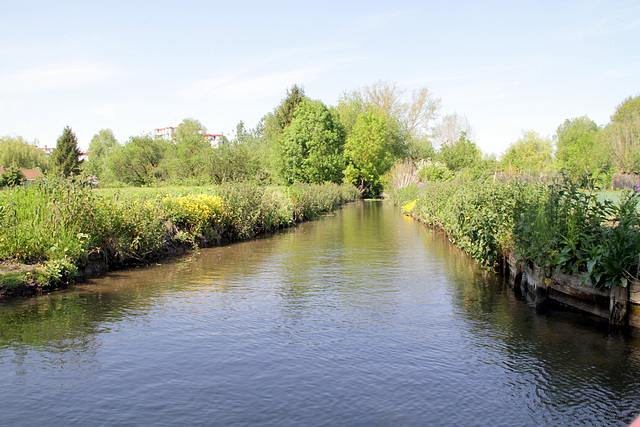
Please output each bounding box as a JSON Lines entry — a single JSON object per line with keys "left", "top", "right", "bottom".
{"left": 86, "top": 129, "right": 118, "bottom": 181}
{"left": 386, "top": 172, "right": 640, "bottom": 289}
{"left": 433, "top": 112, "right": 475, "bottom": 147}
{"left": 417, "top": 159, "right": 453, "bottom": 182}
{"left": 162, "top": 194, "right": 227, "bottom": 235}
{"left": 606, "top": 95, "right": 640, "bottom": 174}
{"left": 335, "top": 81, "right": 440, "bottom": 161}
{"left": 0, "top": 135, "right": 50, "bottom": 172}
{"left": 439, "top": 132, "right": 482, "bottom": 172}
{"left": 343, "top": 110, "right": 397, "bottom": 195}
{"left": 278, "top": 98, "right": 346, "bottom": 184}
{"left": 499, "top": 130, "right": 553, "bottom": 175}
{"left": 0, "top": 181, "right": 360, "bottom": 287}
{"left": 555, "top": 116, "right": 600, "bottom": 178}
{"left": 109, "top": 135, "right": 167, "bottom": 186}
{"left": 52, "top": 126, "right": 83, "bottom": 178}
{"left": 263, "top": 84, "right": 307, "bottom": 142}
{"left": 0, "top": 166, "right": 26, "bottom": 188}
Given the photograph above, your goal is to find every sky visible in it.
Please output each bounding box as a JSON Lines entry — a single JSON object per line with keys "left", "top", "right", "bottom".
{"left": 1, "top": 0, "right": 639, "bottom": 156}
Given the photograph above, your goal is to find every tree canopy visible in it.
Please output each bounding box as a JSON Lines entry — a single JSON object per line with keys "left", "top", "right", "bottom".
{"left": 343, "top": 110, "right": 397, "bottom": 195}
{"left": 0, "top": 135, "right": 49, "bottom": 171}
{"left": 500, "top": 130, "right": 553, "bottom": 175}
{"left": 52, "top": 126, "right": 82, "bottom": 178}
{"left": 555, "top": 116, "right": 600, "bottom": 178}
{"left": 278, "top": 98, "right": 346, "bottom": 184}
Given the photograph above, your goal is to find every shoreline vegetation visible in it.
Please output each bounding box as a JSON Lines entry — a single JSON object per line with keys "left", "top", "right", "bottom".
{"left": 386, "top": 173, "right": 640, "bottom": 325}
{"left": 0, "top": 181, "right": 360, "bottom": 297}
{"left": 388, "top": 176, "right": 640, "bottom": 291}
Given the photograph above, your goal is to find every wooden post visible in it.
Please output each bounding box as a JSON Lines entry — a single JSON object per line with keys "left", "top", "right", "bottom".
{"left": 609, "top": 285, "right": 629, "bottom": 325}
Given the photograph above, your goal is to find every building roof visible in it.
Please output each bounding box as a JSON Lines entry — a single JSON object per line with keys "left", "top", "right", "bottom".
{"left": 0, "top": 167, "right": 44, "bottom": 180}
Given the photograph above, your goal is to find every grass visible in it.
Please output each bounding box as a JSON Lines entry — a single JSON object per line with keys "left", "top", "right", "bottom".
{"left": 0, "top": 181, "right": 361, "bottom": 293}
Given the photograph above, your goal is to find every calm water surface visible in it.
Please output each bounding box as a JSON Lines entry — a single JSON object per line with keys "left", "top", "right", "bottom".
{"left": 1, "top": 201, "right": 639, "bottom": 426}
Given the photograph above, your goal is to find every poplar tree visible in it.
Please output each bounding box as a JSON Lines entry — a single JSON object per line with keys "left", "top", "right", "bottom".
{"left": 52, "top": 126, "right": 82, "bottom": 177}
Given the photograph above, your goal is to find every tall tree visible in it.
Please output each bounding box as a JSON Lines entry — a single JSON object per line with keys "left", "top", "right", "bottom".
{"left": 439, "top": 132, "right": 482, "bottom": 172}
{"left": 162, "top": 118, "right": 213, "bottom": 182}
{"left": 343, "top": 110, "right": 396, "bottom": 195}
{"left": 52, "top": 126, "right": 82, "bottom": 177}
{"left": 263, "top": 84, "right": 307, "bottom": 142}
{"left": 109, "top": 135, "right": 167, "bottom": 186}
{"left": 279, "top": 98, "right": 346, "bottom": 184}
{"left": 499, "top": 130, "right": 553, "bottom": 175}
{"left": 86, "top": 129, "right": 118, "bottom": 179}
{"left": 336, "top": 81, "right": 440, "bottom": 160}
{"left": 555, "top": 116, "right": 600, "bottom": 178}
{"left": 607, "top": 95, "right": 640, "bottom": 174}
{"left": 433, "top": 113, "right": 475, "bottom": 148}
{"left": 0, "top": 135, "right": 50, "bottom": 171}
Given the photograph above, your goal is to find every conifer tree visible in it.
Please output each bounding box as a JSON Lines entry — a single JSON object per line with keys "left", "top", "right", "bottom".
{"left": 52, "top": 126, "right": 82, "bottom": 177}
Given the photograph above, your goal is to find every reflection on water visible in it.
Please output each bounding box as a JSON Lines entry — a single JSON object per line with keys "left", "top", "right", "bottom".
{"left": 1, "top": 201, "right": 639, "bottom": 426}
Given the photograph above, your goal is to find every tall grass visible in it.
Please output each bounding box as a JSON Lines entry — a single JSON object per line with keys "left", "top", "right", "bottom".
{"left": 0, "top": 181, "right": 360, "bottom": 288}
{"left": 388, "top": 176, "right": 640, "bottom": 289}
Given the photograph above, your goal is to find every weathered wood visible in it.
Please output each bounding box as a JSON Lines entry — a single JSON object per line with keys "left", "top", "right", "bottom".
{"left": 501, "top": 253, "right": 635, "bottom": 326}
{"left": 609, "top": 285, "right": 629, "bottom": 326}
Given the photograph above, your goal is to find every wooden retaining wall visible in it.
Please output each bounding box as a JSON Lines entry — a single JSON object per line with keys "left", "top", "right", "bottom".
{"left": 501, "top": 254, "right": 640, "bottom": 328}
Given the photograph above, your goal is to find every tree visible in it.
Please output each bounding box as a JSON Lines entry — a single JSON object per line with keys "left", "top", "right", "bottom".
{"left": 343, "top": 110, "right": 396, "bottom": 195}
{"left": 279, "top": 98, "right": 346, "bottom": 184}
{"left": 555, "top": 116, "right": 600, "bottom": 178}
{"left": 52, "top": 126, "right": 82, "bottom": 177}
{"left": 336, "top": 81, "right": 440, "bottom": 160}
{"left": 606, "top": 95, "right": 640, "bottom": 174}
{"left": 499, "top": 130, "right": 553, "bottom": 175}
{"left": 109, "top": 135, "right": 167, "bottom": 186}
{"left": 172, "top": 118, "right": 206, "bottom": 143}
{"left": 263, "top": 84, "right": 307, "bottom": 141}
{"left": 439, "top": 132, "right": 482, "bottom": 172}
{"left": 86, "top": 129, "right": 118, "bottom": 179}
{"left": 162, "top": 118, "right": 213, "bottom": 182}
{"left": 0, "top": 165, "right": 26, "bottom": 188}
{"left": 361, "top": 81, "right": 440, "bottom": 142}
{"left": 0, "top": 135, "right": 50, "bottom": 171}
{"left": 434, "top": 113, "right": 475, "bottom": 148}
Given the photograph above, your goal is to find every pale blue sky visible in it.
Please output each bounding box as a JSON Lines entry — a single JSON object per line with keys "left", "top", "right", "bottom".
{"left": 1, "top": 0, "right": 639, "bottom": 155}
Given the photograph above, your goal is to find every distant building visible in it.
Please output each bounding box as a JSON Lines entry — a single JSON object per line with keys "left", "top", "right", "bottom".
{"left": 0, "top": 166, "right": 44, "bottom": 184}
{"left": 204, "top": 134, "right": 225, "bottom": 148}
{"left": 154, "top": 126, "right": 226, "bottom": 148}
{"left": 154, "top": 126, "right": 177, "bottom": 141}
{"left": 38, "top": 146, "right": 55, "bottom": 155}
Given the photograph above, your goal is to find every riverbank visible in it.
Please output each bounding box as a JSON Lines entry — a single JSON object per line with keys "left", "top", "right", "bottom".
{"left": 387, "top": 177, "right": 640, "bottom": 326}
{"left": 0, "top": 181, "right": 361, "bottom": 297}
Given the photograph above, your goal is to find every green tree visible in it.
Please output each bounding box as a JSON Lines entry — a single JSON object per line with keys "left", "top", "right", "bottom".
{"left": 499, "top": 130, "right": 553, "bottom": 175}
{"left": 335, "top": 81, "right": 440, "bottom": 160}
{"left": 0, "top": 165, "right": 26, "bottom": 188}
{"left": 263, "top": 84, "right": 307, "bottom": 141}
{"left": 52, "top": 126, "right": 82, "bottom": 177}
{"left": 439, "top": 132, "right": 482, "bottom": 172}
{"left": 162, "top": 118, "right": 213, "bottom": 182}
{"left": 109, "top": 135, "right": 167, "bottom": 186}
{"left": 606, "top": 95, "right": 640, "bottom": 174}
{"left": 555, "top": 116, "right": 600, "bottom": 178}
{"left": 86, "top": 129, "right": 118, "bottom": 180}
{"left": 279, "top": 98, "right": 346, "bottom": 184}
{"left": 0, "top": 135, "right": 50, "bottom": 171}
{"left": 343, "top": 110, "right": 397, "bottom": 195}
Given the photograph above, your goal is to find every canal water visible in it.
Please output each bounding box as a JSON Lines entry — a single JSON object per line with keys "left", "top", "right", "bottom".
{"left": 1, "top": 201, "right": 639, "bottom": 426}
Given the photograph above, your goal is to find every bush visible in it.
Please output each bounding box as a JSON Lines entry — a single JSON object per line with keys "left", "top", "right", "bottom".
{"left": 0, "top": 166, "right": 26, "bottom": 188}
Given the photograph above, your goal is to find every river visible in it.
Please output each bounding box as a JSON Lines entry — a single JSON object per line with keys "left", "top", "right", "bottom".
{"left": 1, "top": 201, "right": 639, "bottom": 426}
